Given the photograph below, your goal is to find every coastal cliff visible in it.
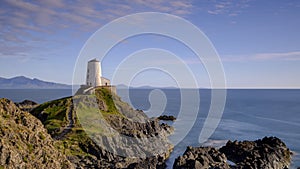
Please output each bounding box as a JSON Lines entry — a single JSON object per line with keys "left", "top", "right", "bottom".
{"left": 28, "top": 88, "right": 173, "bottom": 168}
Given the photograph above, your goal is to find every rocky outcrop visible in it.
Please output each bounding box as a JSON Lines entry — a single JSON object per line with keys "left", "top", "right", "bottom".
{"left": 15, "top": 99, "right": 38, "bottom": 111}
{"left": 158, "top": 115, "right": 176, "bottom": 121}
{"left": 107, "top": 115, "right": 174, "bottom": 138}
{"left": 219, "top": 136, "right": 292, "bottom": 169}
{"left": 173, "top": 146, "right": 230, "bottom": 169}
{"left": 27, "top": 87, "right": 174, "bottom": 169}
{"left": 0, "top": 98, "right": 73, "bottom": 168}
{"left": 71, "top": 88, "right": 174, "bottom": 168}
{"left": 174, "top": 137, "right": 292, "bottom": 169}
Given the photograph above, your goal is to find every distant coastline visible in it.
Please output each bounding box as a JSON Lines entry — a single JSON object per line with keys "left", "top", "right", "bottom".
{"left": 1, "top": 76, "right": 299, "bottom": 90}
{"left": 0, "top": 76, "right": 73, "bottom": 89}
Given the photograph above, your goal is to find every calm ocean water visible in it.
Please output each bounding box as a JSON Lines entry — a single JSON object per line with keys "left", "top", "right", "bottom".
{"left": 118, "top": 89, "right": 300, "bottom": 168}
{"left": 0, "top": 89, "right": 72, "bottom": 103}
{"left": 0, "top": 89, "right": 299, "bottom": 168}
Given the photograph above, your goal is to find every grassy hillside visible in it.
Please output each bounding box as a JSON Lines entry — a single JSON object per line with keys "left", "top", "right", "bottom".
{"left": 27, "top": 87, "right": 174, "bottom": 168}
{"left": 31, "top": 96, "right": 72, "bottom": 135}
{"left": 30, "top": 88, "right": 125, "bottom": 158}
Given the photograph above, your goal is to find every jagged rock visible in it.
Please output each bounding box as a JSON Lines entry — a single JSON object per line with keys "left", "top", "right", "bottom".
{"left": 157, "top": 115, "right": 176, "bottom": 121}
{"left": 173, "top": 146, "right": 230, "bottom": 169}
{"left": 0, "top": 98, "right": 73, "bottom": 168}
{"left": 125, "top": 155, "right": 167, "bottom": 169}
{"left": 174, "top": 137, "right": 292, "bottom": 169}
{"left": 219, "top": 136, "right": 292, "bottom": 169}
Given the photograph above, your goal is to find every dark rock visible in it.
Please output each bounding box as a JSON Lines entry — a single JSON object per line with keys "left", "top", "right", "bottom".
{"left": 219, "top": 136, "right": 292, "bottom": 169}
{"left": 174, "top": 137, "right": 292, "bottom": 169}
{"left": 157, "top": 115, "right": 176, "bottom": 121}
{"left": 173, "top": 146, "right": 230, "bottom": 169}
{"left": 126, "top": 156, "right": 166, "bottom": 169}
{"left": 16, "top": 100, "right": 38, "bottom": 106}
{"left": 15, "top": 99, "right": 38, "bottom": 111}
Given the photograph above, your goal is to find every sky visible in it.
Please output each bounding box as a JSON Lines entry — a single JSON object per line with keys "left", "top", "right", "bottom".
{"left": 0, "top": 0, "right": 300, "bottom": 88}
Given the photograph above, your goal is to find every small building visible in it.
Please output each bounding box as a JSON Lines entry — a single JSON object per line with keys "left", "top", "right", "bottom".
{"left": 83, "top": 59, "right": 116, "bottom": 94}
{"left": 86, "top": 59, "right": 111, "bottom": 87}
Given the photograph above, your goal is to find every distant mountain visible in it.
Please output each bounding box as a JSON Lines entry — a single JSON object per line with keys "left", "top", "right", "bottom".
{"left": 0, "top": 76, "right": 72, "bottom": 89}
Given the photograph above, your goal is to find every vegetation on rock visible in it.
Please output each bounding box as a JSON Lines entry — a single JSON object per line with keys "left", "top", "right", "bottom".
{"left": 0, "top": 98, "right": 73, "bottom": 168}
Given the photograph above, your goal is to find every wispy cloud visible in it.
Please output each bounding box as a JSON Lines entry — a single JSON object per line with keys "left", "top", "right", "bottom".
{"left": 169, "top": 51, "right": 300, "bottom": 64}
{"left": 253, "top": 51, "right": 300, "bottom": 61}
{"left": 207, "top": 0, "right": 250, "bottom": 16}
{"left": 1, "top": 0, "right": 195, "bottom": 33}
{"left": 0, "top": 0, "right": 196, "bottom": 59}
{"left": 223, "top": 51, "right": 300, "bottom": 62}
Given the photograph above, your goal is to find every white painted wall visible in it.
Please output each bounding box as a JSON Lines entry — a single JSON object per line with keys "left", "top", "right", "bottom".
{"left": 86, "top": 59, "right": 102, "bottom": 87}
{"left": 101, "top": 77, "right": 110, "bottom": 86}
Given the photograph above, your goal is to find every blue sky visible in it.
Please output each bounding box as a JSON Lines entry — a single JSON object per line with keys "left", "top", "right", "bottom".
{"left": 0, "top": 0, "right": 300, "bottom": 88}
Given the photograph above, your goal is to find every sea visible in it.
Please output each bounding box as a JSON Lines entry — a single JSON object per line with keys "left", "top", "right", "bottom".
{"left": 0, "top": 89, "right": 299, "bottom": 168}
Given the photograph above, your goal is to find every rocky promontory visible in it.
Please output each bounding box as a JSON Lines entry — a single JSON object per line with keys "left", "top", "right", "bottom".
{"left": 0, "top": 98, "right": 73, "bottom": 168}
{"left": 6, "top": 87, "right": 173, "bottom": 168}
{"left": 173, "top": 136, "right": 292, "bottom": 169}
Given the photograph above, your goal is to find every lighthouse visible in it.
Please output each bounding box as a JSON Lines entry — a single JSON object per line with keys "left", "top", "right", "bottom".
{"left": 86, "top": 59, "right": 110, "bottom": 87}
{"left": 79, "top": 58, "right": 115, "bottom": 94}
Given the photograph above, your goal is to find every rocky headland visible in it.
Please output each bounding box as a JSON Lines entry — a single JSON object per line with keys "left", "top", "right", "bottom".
{"left": 0, "top": 88, "right": 174, "bottom": 168}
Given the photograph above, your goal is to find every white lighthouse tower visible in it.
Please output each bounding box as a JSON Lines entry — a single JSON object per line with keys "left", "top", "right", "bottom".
{"left": 86, "top": 59, "right": 102, "bottom": 87}
{"left": 80, "top": 58, "right": 115, "bottom": 94}
{"left": 86, "top": 59, "right": 111, "bottom": 87}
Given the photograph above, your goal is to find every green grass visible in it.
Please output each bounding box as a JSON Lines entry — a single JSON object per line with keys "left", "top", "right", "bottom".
{"left": 45, "top": 105, "right": 67, "bottom": 121}
{"left": 32, "top": 96, "right": 71, "bottom": 115}
{"left": 54, "top": 128, "right": 91, "bottom": 156}
{"left": 31, "top": 97, "right": 71, "bottom": 134}
{"left": 100, "top": 90, "right": 114, "bottom": 109}
{"left": 95, "top": 88, "right": 122, "bottom": 115}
